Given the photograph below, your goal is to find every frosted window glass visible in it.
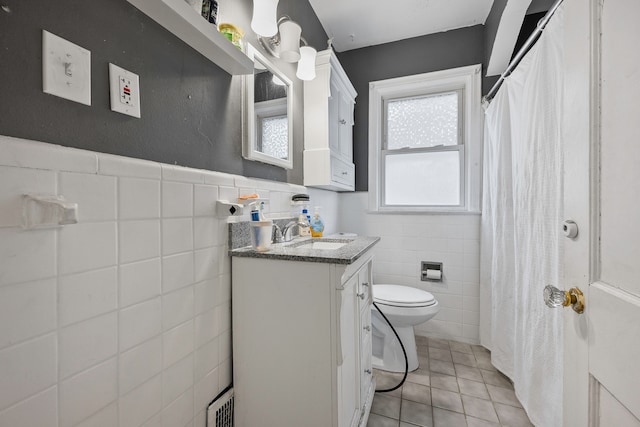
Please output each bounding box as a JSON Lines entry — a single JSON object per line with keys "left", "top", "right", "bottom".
{"left": 260, "top": 116, "right": 288, "bottom": 159}
{"left": 386, "top": 92, "right": 459, "bottom": 149}
{"left": 385, "top": 151, "right": 460, "bottom": 205}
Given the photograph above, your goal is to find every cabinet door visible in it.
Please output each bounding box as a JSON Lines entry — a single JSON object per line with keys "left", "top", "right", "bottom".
{"left": 360, "top": 308, "right": 373, "bottom": 411}
{"left": 358, "top": 260, "right": 374, "bottom": 412}
{"left": 338, "top": 91, "right": 354, "bottom": 161}
{"left": 328, "top": 79, "right": 341, "bottom": 153}
{"left": 337, "top": 276, "right": 360, "bottom": 427}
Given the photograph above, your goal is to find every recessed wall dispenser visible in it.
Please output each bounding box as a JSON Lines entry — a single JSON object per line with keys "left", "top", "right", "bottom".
{"left": 421, "top": 261, "right": 443, "bottom": 282}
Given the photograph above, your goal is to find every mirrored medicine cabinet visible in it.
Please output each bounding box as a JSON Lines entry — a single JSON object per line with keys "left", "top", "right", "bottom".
{"left": 243, "top": 44, "right": 294, "bottom": 169}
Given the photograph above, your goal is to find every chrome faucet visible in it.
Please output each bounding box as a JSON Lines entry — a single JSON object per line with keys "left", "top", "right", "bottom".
{"left": 273, "top": 220, "right": 308, "bottom": 243}
{"left": 282, "top": 221, "right": 302, "bottom": 242}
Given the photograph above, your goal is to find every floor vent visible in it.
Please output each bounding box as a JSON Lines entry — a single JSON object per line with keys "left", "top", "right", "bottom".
{"left": 207, "top": 387, "right": 234, "bottom": 427}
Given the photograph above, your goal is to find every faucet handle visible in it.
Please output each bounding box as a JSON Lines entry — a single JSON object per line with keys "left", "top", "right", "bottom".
{"left": 272, "top": 224, "right": 284, "bottom": 243}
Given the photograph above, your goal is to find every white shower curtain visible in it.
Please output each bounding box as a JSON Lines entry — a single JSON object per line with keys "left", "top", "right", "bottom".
{"left": 480, "top": 5, "right": 565, "bottom": 427}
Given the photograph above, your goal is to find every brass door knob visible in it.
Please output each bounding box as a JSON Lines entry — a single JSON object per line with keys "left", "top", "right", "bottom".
{"left": 543, "top": 285, "right": 585, "bottom": 314}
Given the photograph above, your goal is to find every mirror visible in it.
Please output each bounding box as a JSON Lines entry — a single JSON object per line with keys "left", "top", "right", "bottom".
{"left": 243, "top": 44, "right": 293, "bottom": 169}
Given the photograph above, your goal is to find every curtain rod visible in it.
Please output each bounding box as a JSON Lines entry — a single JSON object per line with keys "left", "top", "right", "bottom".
{"left": 483, "top": 0, "right": 565, "bottom": 103}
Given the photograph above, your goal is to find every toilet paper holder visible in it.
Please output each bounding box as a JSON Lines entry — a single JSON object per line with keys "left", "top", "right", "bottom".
{"left": 421, "top": 261, "right": 443, "bottom": 282}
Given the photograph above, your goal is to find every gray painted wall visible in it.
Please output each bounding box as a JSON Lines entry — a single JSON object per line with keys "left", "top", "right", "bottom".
{"left": 484, "top": 0, "right": 508, "bottom": 81}
{"left": 337, "top": 25, "right": 487, "bottom": 191}
{"left": 0, "top": 0, "right": 327, "bottom": 184}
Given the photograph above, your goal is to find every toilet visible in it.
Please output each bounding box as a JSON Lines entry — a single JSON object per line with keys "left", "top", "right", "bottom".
{"left": 371, "top": 284, "right": 440, "bottom": 373}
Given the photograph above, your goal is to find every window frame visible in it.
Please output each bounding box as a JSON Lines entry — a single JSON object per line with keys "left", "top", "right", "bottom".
{"left": 368, "top": 64, "right": 482, "bottom": 213}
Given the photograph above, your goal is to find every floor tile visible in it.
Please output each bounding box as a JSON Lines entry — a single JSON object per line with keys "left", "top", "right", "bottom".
{"left": 433, "top": 407, "right": 467, "bottom": 427}
{"left": 461, "top": 394, "right": 499, "bottom": 423}
{"left": 428, "top": 347, "right": 453, "bottom": 362}
{"left": 480, "top": 370, "right": 513, "bottom": 389}
{"left": 415, "top": 335, "right": 429, "bottom": 346}
{"left": 493, "top": 403, "right": 534, "bottom": 427}
{"left": 457, "top": 378, "right": 490, "bottom": 400}
{"left": 429, "top": 359, "right": 456, "bottom": 376}
{"left": 452, "top": 351, "right": 478, "bottom": 367}
{"left": 375, "top": 370, "right": 404, "bottom": 397}
{"left": 430, "top": 373, "right": 459, "bottom": 392}
{"left": 418, "top": 354, "right": 430, "bottom": 368}
{"left": 431, "top": 389, "right": 463, "bottom": 413}
{"left": 471, "top": 345, "right": 490, "bottom": 356}
{"left": 371, "top": 394, "right": 402, "bottom": 419}
{"left": 428, "top": 338, "right": 449, "bottom": 350}
{"left": 486, "top": 384, "right": 522, "bottom": 408}
{"left": 402, "top": 382, "right": 431, "bottom": 405}
{"left": 417, "top": 345, "right": 430, "bottom": 357}
{"left": 449, "top": 341, "right": 473, "bottom": 354}
{"left": 367, "top": 413, "right": 400, "bottom": 427}
{"left": 466, "top": 416, "right": 500, "bottom": 427}
{"left": 400, "top": 400, "right": 433, "bottom": 427}
{"left": 455, "top": 364, "right": 484, "bottom": 382}
{"left": 407, "top": 368, "right": 430, "bottom": 387}
{"left": 371, "top": 339, "right": 532, "bottom": 427}
{"left": 474, "top": 354, "right": 496, "bottom": 371}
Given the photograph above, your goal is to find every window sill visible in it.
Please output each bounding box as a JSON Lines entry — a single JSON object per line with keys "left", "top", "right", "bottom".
{"left": 367, "top": 209, "right": 481, "bottom": 216}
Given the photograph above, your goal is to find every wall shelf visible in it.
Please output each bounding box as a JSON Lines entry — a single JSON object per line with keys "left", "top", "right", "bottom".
{"left": 127, "top": 0, "right": 253, "bottom": 75}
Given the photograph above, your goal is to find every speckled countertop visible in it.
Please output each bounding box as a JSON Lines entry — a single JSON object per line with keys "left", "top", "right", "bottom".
{"left": 229, "top": 235, "right": 380, "bottom": 265}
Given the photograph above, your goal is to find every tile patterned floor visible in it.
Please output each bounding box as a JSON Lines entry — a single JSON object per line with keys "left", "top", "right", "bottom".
{"left": 367, "top": 337, "right": 534, "bottom": 427}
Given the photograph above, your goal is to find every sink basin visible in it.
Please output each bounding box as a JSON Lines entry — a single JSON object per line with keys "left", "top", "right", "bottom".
{"left": 290, "top": 238, "right": 352, "bottom": 251}
{"left": 303, "top": 241, "right": 347, "bottom": 250}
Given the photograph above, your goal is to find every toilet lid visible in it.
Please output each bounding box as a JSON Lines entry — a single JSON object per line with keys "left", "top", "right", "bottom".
{"left": 373, "top": 284, "right": 436, "bottom": 307}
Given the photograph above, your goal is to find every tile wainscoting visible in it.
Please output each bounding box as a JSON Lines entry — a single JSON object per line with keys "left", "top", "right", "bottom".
{"left": 339, "top": 193, "right": 481, "bottom": 344}
{"left": 0, "top": 134, "right": 481, "bottom": 426}
{"left": 0, "top": 135, "right": 308, "bottom": 427}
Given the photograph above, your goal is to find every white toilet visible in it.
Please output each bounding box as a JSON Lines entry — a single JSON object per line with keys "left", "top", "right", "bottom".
{"left": 371, "top": 284, "right": 440, "bottom": 373}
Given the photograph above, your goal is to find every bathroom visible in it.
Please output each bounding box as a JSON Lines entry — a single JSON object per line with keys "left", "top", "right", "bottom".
{"left": 1, "top": 0, "right": 639, "bottom": 426}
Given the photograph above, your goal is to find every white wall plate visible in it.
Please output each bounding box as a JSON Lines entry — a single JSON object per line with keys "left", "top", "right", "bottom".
{"left": 42, "top": 30, "right": 91, "bottom": 106}
{"left": 108, "top": 63, "right": 141, "bottom": 118}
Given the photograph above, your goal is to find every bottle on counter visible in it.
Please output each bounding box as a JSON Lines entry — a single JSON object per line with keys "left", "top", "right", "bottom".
{"left": 310, "top": 207, "right": 325, "bottom": 238}
{"left": 298, "top": 208, "right": 310, "bottom": 237}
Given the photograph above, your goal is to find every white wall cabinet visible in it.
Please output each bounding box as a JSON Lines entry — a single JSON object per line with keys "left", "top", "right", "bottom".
{"left": 231, "top": 253, "right": 375, "bottom": 427}
{"left": 304, "top": 49, "right": 357, "bottom": 191}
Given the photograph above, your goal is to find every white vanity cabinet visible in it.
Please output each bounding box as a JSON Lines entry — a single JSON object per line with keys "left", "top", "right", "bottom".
{"left": 303, "top": 49, "right": 357, "bottom": 191}
{"left": 231, "top": 251, "right": 375, "bottom": 427}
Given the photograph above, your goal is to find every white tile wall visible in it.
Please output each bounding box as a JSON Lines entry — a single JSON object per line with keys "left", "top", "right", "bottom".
{"left": 0, "top": 135, "right": 307, "bottom": 427}
{"left": 0, "top": 134, "right": 481, "bottom": 424}
{"left": 338, "top": 192, "right": 482, "bottom": 344}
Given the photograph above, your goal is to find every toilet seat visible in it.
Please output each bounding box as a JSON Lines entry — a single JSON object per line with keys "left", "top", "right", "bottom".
{"left": 373, "top": 284, "right": 436, "bottom": 308}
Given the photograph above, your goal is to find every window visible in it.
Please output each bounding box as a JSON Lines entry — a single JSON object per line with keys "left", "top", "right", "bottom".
{"left": 254, "top": 97, "right": 289, "bottom": 160}
{"left": 368, "top": 65, "right": 482, "bottom": 213}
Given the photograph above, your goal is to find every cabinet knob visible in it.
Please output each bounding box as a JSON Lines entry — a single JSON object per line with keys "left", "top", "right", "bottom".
{"left": 357, "top": 292, "right": 366, "bottom": 300}
{"left": 364, "top": 369, "right": 372, "bottom": 375}
{"left": 361, "top": 282, "right": 369, "bottom": 288}
{"left": 363, "top": 325, "right": 371, "bottom": 332}
{"left": 339, "top": 119, "right": 347, "bottom": 125}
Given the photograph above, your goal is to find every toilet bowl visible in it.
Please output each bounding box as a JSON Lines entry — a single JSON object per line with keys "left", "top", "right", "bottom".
{"left": 371, "top": 284, "right": 439, "bottom": 373}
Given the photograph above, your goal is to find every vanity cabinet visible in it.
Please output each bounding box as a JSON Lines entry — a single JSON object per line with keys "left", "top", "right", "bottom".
{"left": 304, "top": 49, "right": 357, "bottom": 191}
{"left": 231, "top": 252, "right": 375, "bottom": 427}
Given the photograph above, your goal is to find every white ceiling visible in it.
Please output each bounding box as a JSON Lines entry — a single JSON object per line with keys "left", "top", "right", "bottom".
{"left": 308, "top": 0, "right": 495, "bottom": 52}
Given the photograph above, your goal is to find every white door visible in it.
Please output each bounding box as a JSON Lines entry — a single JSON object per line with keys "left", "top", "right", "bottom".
{"left": 562, "top": 0, "right": 640, "bottom": 425}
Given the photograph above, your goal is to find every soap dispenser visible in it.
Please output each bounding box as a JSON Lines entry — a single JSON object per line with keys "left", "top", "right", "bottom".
{"left": 298, "top": 207, "right": 311, "bottom": 237}
{"left": 310, "top": 207, "right": 325, "bottom": 238}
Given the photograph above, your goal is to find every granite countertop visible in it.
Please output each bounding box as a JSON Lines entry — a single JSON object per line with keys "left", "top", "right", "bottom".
{"left": 229, "top": 235, "right": 380, "bottom": 265}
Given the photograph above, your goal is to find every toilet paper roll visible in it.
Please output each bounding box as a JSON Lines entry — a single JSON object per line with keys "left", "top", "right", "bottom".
{"left": 425, "top": 269, "right": 442, "bottom": 280}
